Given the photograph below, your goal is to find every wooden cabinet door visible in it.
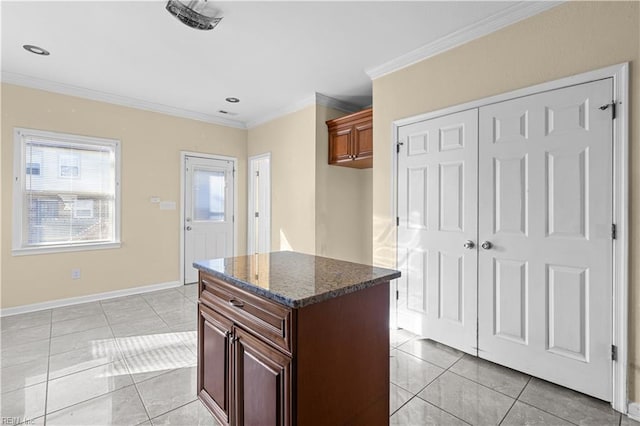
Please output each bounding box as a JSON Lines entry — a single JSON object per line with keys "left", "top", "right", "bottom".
{"left": 353, "top": 120, "right": 373, "bottom": 160}
{"left": 328, "top": 126, "right": 353, "bottom": 164}
{"left": 234, "top": 327, "right": 291, "bottom": 426}
{"left": 198, "top": 303, "right": 234, "bottom": 425}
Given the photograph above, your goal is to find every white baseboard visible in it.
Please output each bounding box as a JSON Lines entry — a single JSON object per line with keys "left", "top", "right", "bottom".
{"left": 0, "top": 281, "right": 182, "bottom": 317}
{"left": 628, "top": 402, "right": 640, "bottom": 421}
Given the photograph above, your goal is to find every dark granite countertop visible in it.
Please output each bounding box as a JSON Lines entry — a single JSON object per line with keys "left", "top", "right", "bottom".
{"left": 193, "top": 251, "right": 401, "bottom": 308}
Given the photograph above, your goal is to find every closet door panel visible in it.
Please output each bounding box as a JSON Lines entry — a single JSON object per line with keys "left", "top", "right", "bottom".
{"left": 477, "top": 79, "right": 613, "bottom": 401}
{"left": 397, "top": 109, "right": 478, "bottom": 354}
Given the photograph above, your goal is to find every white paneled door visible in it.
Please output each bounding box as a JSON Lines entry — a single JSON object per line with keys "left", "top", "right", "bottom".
{"left": 248, "top": 154, "right": 271, "bottom": 254}
{"left": 397, "top": 109, "right": 478, "bottom": 354}
{"left": 397, "top": 78, "right": 614, "bottom": 400}
{"left": 184, "top": 156, "right": 234, "bottom": 284}
{"left": 477, "top": 79, "right": 613, "bottom": 400}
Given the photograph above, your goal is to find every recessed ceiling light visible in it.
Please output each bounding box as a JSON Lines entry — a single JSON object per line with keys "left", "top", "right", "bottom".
{"left": 218, "top": 110, "right": 229, "bottom": 114}
{"left": 23, "top": 44, "right": 50, "bottom": 56}
{"left": 225, "top": 97, "right": 240, "bottom": 103}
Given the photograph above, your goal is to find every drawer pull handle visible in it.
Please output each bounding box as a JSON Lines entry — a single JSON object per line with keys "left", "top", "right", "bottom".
{"left": 229, "top": 299, "right": 244, "bottom": 308}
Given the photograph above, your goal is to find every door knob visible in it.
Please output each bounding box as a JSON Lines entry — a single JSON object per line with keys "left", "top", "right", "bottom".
{"left": 463, "top": 240, "right": 475, "bottom": 249}
{"left": 481, "top": 241, "right": 493, "bottom": 250}
{"left": 186, "top": 226, "right": 192, "bottom": 231}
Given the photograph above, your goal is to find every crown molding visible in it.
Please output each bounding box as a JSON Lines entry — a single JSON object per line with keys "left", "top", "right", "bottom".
{"left": 246, "top": 92, "right": 361, "bottom": 129}
{"left": 1, "top": 71, "right": 247, "bottom": 129}
{"left": 366, "top": 1, "right": 563, "bottom": 80}
{"left": 315, "top": 93, "right": 361, "bottom": 114}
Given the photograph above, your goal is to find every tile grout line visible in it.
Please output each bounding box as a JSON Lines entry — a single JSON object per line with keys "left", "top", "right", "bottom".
{"left": 146, "top": 398, "right": 200, "bottom": 424}
{"left": 400, "top": 346, "right": 533, "bottom": 402}
{"left": 101, "top": 300, "right": 153, "bottom": 425}
{"left": 514, "top": 399, "right": 581, "bottom": 426}
{"left": 394, "top": 344, "right": 463, "bottom": 372}
{"left": 518, "top": 377, "right": 619, "bottom": 426}
{"left": 42, "top": 310, "right": 53, "bottom": 426}
{"left": 43, "top": 383, "right": 140, "bottom": 419}
{"left": 409, "top": 353, "right": 475, "bottom": 425}
{"left": 445, "top": 366, "right": 526, "bottom": 400}
{"left": 497, "top": 376, "right": 532, "bottom": 425}
{"left": 394, "top": 344, "right": 523, "bottom": 425}
{"left": 143, "top": 289, "right": 198, "bottom": 354}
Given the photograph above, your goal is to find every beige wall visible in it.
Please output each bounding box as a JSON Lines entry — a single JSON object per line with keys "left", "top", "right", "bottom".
{"left": 315, "top": 105, "right": 373, "bottom": 265}
{"left": 1, "top": 84, "right": 247, "bottom": 308}
{"left": 372, "top": 1, "right": 639, "bottom": 402}
{"left": 247, "top": 103, "right": 373, "bottom": 264}
{"left": 247, "top": 106, "right": 317, "bottom": 254}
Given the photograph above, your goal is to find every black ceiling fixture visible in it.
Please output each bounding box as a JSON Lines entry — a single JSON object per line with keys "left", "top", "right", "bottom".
{"left": 225, "top": 97, "right": 240, "bottom": 103}
{"left": 166, "top": 0, "right": 223, "bottom": 31}
{"left": 23, "top": 45, "right": 49, "bottom": 56}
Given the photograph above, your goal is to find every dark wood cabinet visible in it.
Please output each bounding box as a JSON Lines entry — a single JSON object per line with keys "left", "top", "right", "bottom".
{"left": 234, "top": 327, "right": 291, "bottom": 426}
{"left": 198, "top": 270, "right": 390, "bottom": 426}
{"left": 327, "top": 108, "right": 373, "bottom": 169}
{"left": 198, "top": 303, "right": 233, "bottom": 426}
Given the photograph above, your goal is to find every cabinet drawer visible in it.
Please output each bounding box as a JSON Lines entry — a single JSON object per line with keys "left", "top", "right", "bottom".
{"left": 199, "top": 273, "right": 293, "bottom": 355}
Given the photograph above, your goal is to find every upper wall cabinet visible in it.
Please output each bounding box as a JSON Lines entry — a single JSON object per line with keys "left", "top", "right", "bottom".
{"left": 326, "top": 108, "right": 373, "bottom": 169}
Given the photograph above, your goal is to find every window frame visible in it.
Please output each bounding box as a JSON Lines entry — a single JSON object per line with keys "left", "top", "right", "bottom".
{"left": 12, "top": 128, "right": 121, "bottom": 256}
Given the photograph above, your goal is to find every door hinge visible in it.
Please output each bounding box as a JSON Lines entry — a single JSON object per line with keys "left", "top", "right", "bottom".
{"left": 612, "top": 223, "right": 617, "bottom": 240}
{"left": 396, "top": 290, "right": 399, "bottom": 300}
{"left": 599, "top": 101, "right": 617, "bottom": 120}
{"left": 612, "top": 345, "right": 618, "bottom": 361}
{"left": 396, "top": 141, "right": 404, "bottom": 153}
{"left": 396, "top": 217, "right": 400, "bottom": 226}
{"left": 256, "top": 170, "right": 260, "bottom": 177}
{"left": 255, "top": 212, "right": 259, "bottom": 218}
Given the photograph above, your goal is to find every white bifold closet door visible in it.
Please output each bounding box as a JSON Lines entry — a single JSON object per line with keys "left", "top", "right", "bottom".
{"left": 397, "top": 78, "right": 613, "bottom": 401}
{"left": 397, "top": 109, "right": 478, "bottom": 354}
{"left": 477, "top": 78, "right": 613, "bottom": 401}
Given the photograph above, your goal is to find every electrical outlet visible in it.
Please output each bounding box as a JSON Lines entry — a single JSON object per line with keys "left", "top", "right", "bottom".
{"left": 71, "top": 269, "right": 81, "bottom": 280}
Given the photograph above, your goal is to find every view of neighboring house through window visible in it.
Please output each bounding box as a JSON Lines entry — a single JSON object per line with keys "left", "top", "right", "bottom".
{"left": 13, "top": 128, "right": 120, "bottom": 253}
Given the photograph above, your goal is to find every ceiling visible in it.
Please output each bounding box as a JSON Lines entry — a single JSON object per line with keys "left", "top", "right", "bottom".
{"left": 1, "top": 1, "right": 557, "bottom": 128}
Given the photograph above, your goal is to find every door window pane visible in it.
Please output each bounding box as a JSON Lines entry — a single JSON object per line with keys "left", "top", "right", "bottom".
{"left": 193, "top": 168, "right": 225, "bottom": 221}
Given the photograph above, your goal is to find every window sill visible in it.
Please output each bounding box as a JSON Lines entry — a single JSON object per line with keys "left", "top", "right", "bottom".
{"left": 12, "top": 242, "right": 121, "bottom": 256}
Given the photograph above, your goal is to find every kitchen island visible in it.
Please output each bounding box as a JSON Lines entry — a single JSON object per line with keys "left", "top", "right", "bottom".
{"left": 194, "top": 251, "right": 400, "bottom": 426}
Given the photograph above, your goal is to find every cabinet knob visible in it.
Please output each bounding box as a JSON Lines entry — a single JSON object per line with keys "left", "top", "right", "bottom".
{"left": 463, "top": 240, "right": 475, "bottom": 249}
{"left": 481, "top": 241, "right": 493, "bottom": 250}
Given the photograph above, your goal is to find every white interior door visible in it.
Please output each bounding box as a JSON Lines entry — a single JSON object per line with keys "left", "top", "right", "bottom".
{"left": 248, "top": 154, "right": 271, "bottom": 254}
{"left": 478, "top": 79, "right": 613, "bottom": 400}
{"left": 184, "top": 156, "right": 234, "bottom": 283}
{"left": 397, "top": 109, "right": 478, "bottom": 354}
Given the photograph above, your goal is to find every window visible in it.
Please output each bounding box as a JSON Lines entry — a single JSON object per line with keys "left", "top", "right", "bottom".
{"left": 13, "top": 128, "right": 121, "bottom": 254}
{"left": 193, "top": 168, "right": 226, "bottom": 221}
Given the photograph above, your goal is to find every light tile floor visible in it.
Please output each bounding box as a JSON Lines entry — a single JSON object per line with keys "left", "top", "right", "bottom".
{"left": 0, "top": 285, "right": 638, "bottom": 426}
{"left": 390, "top": 328, "right": 640, "bottom": 426}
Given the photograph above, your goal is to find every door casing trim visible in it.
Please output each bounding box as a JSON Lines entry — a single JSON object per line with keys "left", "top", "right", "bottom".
{"left": 391, "top": 62, "right": 629, "bottom": 412}
{"left": 180, "top": 151, "right": 239, "bottom": 285}
{"left": 247, "top": 152, "right": 272, "bottom": 254}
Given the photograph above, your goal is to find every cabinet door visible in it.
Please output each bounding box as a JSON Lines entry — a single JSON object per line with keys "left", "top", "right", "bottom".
{"left": 234, "top": 328, "right": 291, "bottom": 426}
{"left": 353, "top": 120, "right": 373, "bottom": 160}
{"left": 198, "top": 303, "right": 234, "bottom": 425}
{"left": 328, "top": 126, "right": 353, "bottom": 164}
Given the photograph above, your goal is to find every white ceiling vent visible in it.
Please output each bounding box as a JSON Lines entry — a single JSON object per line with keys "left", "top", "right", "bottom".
{"left": 165, "top": 0, "right": 222, "bottom": 31}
